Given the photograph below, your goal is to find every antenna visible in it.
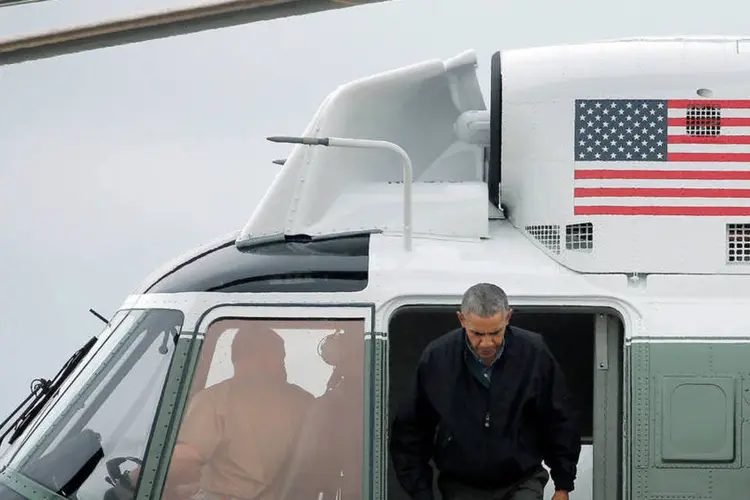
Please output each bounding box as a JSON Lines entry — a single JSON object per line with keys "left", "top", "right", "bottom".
{"left": 267, "top": 135, "right": 414, "bottom": 251}
{"left": 88, "top": 308, "right": 109, "bottom": 325}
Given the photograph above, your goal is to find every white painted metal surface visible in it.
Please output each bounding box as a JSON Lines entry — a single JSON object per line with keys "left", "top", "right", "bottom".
{"left": 263, "top": 136, "right": 416, "bottom": 251}
{"left": 127, "top": 229, "right": 750, "bottom": 341}
{"left": 240, "top": 49, "right": 488, "bottom": 242}
{"left": 500, "top": 38, "right": 750, "bottom": 275}
{"left": 237, "top": 40, "right": 750, "bottom": 276}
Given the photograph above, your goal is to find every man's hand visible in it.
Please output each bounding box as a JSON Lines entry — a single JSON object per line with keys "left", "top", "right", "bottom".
{"left": 551, "top": 490, "right": 568, "bottom": 500}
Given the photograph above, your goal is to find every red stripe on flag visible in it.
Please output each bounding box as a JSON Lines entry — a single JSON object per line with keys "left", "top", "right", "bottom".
{"left": 667, "top": 117, "right": 750, "bottom": 126}
{"left": 574, "top": 206, "right": 750, "bottom": 216}
{"left": 575, "top": 169, "right": 750, "bottom": 180}
{"left": 668, "top": 135, "right": 750, "bottom": 144}
{"left": 574, "top": 187, "right": 750, "bottom": 198}
{"left": 668, "top": 99, "right": 750, "bottom": 108}
{"left": 667, "top": 152, "right": 750, "bottom": 162}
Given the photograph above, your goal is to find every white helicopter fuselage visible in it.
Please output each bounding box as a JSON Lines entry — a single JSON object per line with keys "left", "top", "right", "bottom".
{"left": 1, "top": 36, "right": 750, "bottom": 500}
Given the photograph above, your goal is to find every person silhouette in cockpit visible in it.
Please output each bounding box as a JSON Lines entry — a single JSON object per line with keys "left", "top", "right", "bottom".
{"left": 277, "top": 329, "right": 364, "bottom": 500}
{"left": 162, "top": 326, "right": 314, "bottom": 500}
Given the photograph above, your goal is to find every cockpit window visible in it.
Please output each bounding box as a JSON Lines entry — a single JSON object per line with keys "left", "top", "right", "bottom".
{"left": 161, "top": 317, "right": 366, "bottom": 500}
{"left": 0, "top": 308, "right": 184, "bottom": 500}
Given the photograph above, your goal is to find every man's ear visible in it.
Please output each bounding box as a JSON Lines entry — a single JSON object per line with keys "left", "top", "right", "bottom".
{"left": 456, "top": 311, "right": 464, "bottom": 326}
{"left": 505, "top": 309, "right": 513, "bottom": 323}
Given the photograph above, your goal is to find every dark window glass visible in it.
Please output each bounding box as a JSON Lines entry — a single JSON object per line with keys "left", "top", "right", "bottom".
{"left": 146, "top": 234, "right": 370, "bottom": 294}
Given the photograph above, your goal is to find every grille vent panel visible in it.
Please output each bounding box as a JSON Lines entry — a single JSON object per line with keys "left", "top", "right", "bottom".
{"left": 525, "top": 225, "right": 560, "bottom": 254}
{"left": 727, "top": 223, "right": 750, "bottom": 264}
{"left": 686, "top": 105, "right": 721, "bottom": 136}
{"left": 566, "top": 223, "right": 594, "bottom": 251}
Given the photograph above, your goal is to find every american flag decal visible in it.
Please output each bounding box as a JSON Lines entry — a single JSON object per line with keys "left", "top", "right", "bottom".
{"left": 574, "top": 99, "right": 750, "bottom": 216}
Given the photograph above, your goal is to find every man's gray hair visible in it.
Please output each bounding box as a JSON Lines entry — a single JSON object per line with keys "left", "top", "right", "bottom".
{"left": 460, "top": 283, "right": 509, "bottom": 317}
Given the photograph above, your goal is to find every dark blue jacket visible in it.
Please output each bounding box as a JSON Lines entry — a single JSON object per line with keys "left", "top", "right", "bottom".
{"left": 389, "top": 325, "right": 581, "bottom": 499}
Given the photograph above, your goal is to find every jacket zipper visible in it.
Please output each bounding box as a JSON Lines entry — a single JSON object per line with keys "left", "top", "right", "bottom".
{"left": 483, "top": 388, "right": 492, "bottom": 480}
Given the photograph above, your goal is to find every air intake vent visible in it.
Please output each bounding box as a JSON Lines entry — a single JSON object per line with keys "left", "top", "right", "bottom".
{"left": 686, "top": 105, "right": 721, "bottom": 136}
{"left": 566, "top": 223, "right": 594, "bottom": 251}
{"left": 525, "top": 225, "right": 560, "bottom": 254}
{"left": 727, "top": 223, "right": 750, "bottom": 264}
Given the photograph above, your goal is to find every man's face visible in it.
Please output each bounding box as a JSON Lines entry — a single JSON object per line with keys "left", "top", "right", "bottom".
{"left": 457, "top": 309, "right": 512, "bottom": 364}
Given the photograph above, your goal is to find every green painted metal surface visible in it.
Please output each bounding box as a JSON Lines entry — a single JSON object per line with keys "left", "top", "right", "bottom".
{"left": 364, "top": 332, "right": 388, "bottom": 500}
{"left": 363, "top": 334, "right": 374, "bottom": 500}
{"left": 0, "top": 468, "right": 64, "bottom": 500}
{"left": 630, "top": 341, "right": 750, "bottom": 500}
{"left": 372, "top": 333, "right": 388, "bottom": 500}
{"left": 136, "top": 336, "right": 197, "bottom": 500}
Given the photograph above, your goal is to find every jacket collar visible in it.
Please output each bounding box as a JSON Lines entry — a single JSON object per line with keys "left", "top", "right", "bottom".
{"left": 460, "top": 325, "right": 512, "bottom": 360}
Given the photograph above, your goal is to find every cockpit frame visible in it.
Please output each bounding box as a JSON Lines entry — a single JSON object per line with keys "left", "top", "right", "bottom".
{"left": 0, "top": 308, "right": 187, "bottom": 500}
{"left": 133, "top": 299, "right": 378, "bottom": 500}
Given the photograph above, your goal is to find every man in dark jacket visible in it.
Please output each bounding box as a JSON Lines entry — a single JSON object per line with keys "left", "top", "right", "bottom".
{"left": 389, "top": 283, "right": 581, "bottom": 500}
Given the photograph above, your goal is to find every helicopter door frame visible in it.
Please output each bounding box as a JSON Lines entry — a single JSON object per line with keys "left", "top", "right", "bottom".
{"left": 143, "top": 301, "right": 380, "bottom": 500}
{"left": 376, "top": 299, "right": 625, "bottom": 500}
{"left": 593, "top": 312, "right": 622, "bottom": 500}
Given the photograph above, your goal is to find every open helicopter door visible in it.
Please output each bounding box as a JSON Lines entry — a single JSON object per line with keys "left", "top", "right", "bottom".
{"left": 382, "top": 302, "right": 624, "bottom": 500}
{"left": 148, "top": 302, "right": 382, "bottom": 500}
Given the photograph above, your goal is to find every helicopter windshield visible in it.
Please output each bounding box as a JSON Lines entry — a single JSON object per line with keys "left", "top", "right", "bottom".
{"left": 0, "top": 308, "right": 184, "bottom": 500}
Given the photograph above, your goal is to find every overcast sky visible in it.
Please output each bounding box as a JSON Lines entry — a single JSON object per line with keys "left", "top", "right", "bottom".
{"left": 0, "top": 0, "right": 747, "bottom": 419}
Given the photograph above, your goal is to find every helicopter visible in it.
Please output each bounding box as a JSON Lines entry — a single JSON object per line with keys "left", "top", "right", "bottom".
{"left": 2, "top": 2, "right": 750, "bottom": 500}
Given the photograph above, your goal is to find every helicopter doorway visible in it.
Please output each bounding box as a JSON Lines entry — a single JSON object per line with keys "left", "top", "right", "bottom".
{"left": 385, "top": 305, "right": 623, "bottom": 500}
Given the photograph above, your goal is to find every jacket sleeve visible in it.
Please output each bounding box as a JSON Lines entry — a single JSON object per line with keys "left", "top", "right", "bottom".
{"left": 389, "top": 352, "right": 439, "bottom": 500}
{"left": 538, "top": 347, "right": 582, "bottom": 493}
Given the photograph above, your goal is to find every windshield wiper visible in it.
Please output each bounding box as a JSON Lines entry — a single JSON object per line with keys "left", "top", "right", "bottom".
{"left": 0, "top": 336, "right": 98, "bottom": 447}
